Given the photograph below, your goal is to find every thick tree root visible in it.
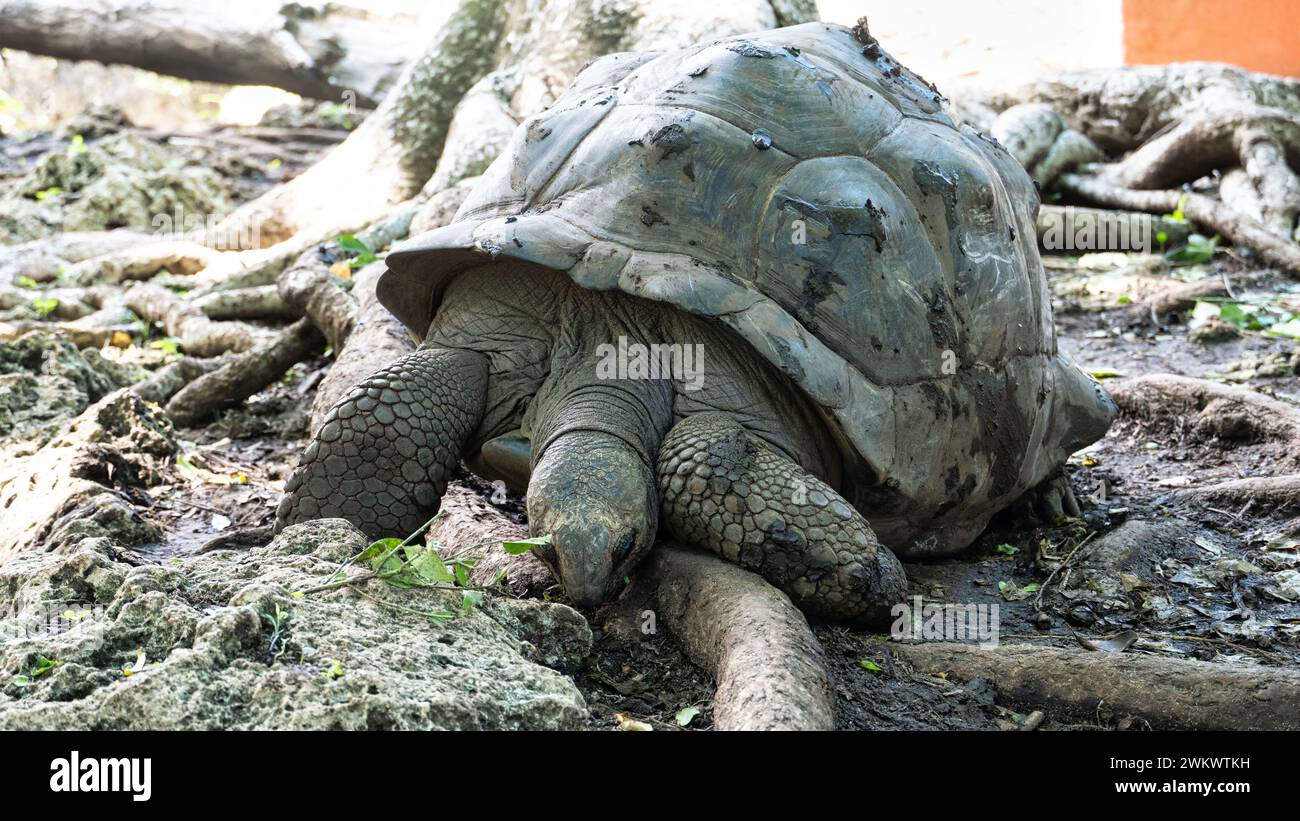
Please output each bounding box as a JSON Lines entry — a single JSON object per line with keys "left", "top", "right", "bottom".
{"left": 192, "top": 285, "right": 295, "bottom": 321}
{"left": 0, "top": 306, "right": 137, "bottom": 348}
{"left": 892, "top": 642, "right": 1300, "bottom": 730}
{"left": 123, "top": 283, "right": 277, "bottom": 357}
{"left": 62, "top": 241, "right": 221, "bottom": 286}
{"left": 1108, "top": 373, "right": 1300, "bottom": 456}
{"left": 1035, "top": 203, "right": 1192, "bottom": 254}
{"left": 1057, "top": 173, "right": 1300, "bottom": 278}
{"left": 277, "top": 249, "right": 358, "bottom": 350}
{"left": 1174, "top": 474, "right": 1300, "bottom": 518}
{"left": 637, "top": 545, "right": 836, "bottom": 731}
{"left": 165, "top": 319, "right": 324, "bottom": 426}
{"left": 130, "top": 355, "right": 231, "bottom": 405}
{"left": 1138, "top": 276, "right": 1229, "bottom": 320}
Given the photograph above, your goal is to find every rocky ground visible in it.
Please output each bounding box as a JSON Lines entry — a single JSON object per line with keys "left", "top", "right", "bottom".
{"left": 0, "top": 104, "right": 1298, "bottom": 731}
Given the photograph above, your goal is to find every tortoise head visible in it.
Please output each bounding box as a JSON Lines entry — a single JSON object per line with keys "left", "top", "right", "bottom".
{"left": 525, "top": 429, "right": 660, "bottom": 607}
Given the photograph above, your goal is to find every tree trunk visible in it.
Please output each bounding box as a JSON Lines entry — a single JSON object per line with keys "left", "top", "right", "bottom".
{"left": 0, "top": 0, "right": 436, "bottom": 105}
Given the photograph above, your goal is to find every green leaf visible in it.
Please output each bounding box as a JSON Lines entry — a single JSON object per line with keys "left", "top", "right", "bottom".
{"left": 1165, "top": 232, "right": 1217, "bottom": 264}
{"left": 674, "top": 706, "right": 701, "bottom": 726}
{"left": 359, "top": 537, "right": 401, "bottom": 562}
{"left": 31, "top": 297, "right": 58, "bottom": 317}
{"left": 452, "top": 560, "right": 475, "bottom": 587}
{"left": 503, "top": 534, "right": 552, "bottom": 555}
{"left": 335, "top": 234, "right": 377, "bottom": 267}
{"left": 15, "top": 276, "right": 37, "bottom": 289}
{"left": 859, "top": 660, "right": 883, "bottom": 673}
{"left": 148, "top": 337, "right": 183, "bottom": 356}
{"left": 34, "top": 186, "right": 62, "bottom": 202}
{"left": 996, "top": 543, "right": 1019, "bottom": 556}
{"left": 404, "top": 545, "right": 455, "bottom": 585}
{"left": 32, "top": 656, "right": 58, "bottom": 677}
{"left": 461, "top": 589, "right": 484, "bottom": 615}
{"left": 998, "top": 580, "right": 1040, "bottom": 601}
{"left": 174, "top": 453, "right": 202, "bottom": 481}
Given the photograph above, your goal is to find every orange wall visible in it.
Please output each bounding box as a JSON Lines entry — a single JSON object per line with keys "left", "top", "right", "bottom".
{"left": 1124, "top": 0, "right": 1300, "bottom": 76}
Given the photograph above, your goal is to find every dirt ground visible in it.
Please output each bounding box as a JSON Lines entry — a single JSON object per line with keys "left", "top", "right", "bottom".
{"left": 114, "top": 249, "right": 1298, "bottom": 731}
{"left": 3, "top": 87, "right": 1298, "bottom": 730}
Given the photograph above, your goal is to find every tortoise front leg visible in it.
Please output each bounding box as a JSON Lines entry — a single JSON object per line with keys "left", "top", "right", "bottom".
{"left": 656, "top": 413, "right": 907, "bottom": 625}
{"left": 276, "top": 346, "right": 487, "bottom": 539}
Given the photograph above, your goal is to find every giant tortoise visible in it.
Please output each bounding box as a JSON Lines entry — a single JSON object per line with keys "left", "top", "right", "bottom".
{"left": 277, "top": 22, "right": 1117, "bottom": 622}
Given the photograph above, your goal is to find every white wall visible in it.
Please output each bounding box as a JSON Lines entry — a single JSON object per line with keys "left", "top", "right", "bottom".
{"left": 816, "top": 0, "right": 1124, "bottom": 92}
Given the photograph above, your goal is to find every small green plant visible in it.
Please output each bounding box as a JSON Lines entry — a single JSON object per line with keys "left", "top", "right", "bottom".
{"left": 148, "top": 337, "right": 184, "bottom": 357}
{"left": 1191, "top": 297, "right": 1300, "bottom": 336}
{"left": 995, "top": 543, "right": 1019, "bottom": 556}
{"left": 859, "top": 659, "right": 883, "bottom": 673}
{"left": 1162, "top": 193, "right": 1189, "bottom": 224}
{"left": 33, "top": 186, "right": 62, "bottom": 202}
{"left": 503, "top": 534, "right": 551, "bottom": 555}
{"left": 335, "top": 234, "right": 377, "bottom": 270}
{"left": 1165, "top": 232, "right": 1218, "bottom": 264}
{"left": 296, "top": 514, "right": 541, "bottom": 623}
{"left": 263, "top": 604, "right": 291, "bottom": 660}
{"left": 66, "top": 134, "right": 87, "bottom": 157}
{"left": 12, "top": 655, "right": 59, "bottom": 686}
{"left": 324, "top": 658, "right": 345, "bottom": 680}
{"left": 31, "top": 297, "right": 58, "bottom": 318}
{"left": 15, "top": 275, "right": 37, "bottom": 289}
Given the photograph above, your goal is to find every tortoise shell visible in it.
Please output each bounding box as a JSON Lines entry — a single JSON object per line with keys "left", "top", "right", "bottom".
{"left": 380, "top": 22, "right": 1115, "bottom": 555}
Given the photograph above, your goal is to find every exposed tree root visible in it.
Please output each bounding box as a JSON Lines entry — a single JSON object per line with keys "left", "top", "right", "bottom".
{"left": 1035, "top": 203, "right": 1192, "bottom": 253}
{"left": 981, "top": 64, "right": 1300, "bottom": 241}
{"left": 62, "top": 240, "right": 221, "bottom": 286}
{"left": 0, "top": 0, "right": 434, "bottom": 104}
{"left": 277, "top": 249, "right": 358, "bottom": 351}
{"left": 1175, "top": 475, "right": 1300, "bottom": 517}
{"left": 0, "top": 230, "right": 156, "bottom": 281}
{"left": 0, "top": 306, "right": 137, "bottom": 348}
{"left": 1138, "top": 276, "right": 1229, "bottom": 319}
{"left": 1057, "top": 173, "right": 1300, "bottom": 278}
{"left": 977, "top": 63, "right": 1300, "bottom": 154}
{"left": 635, "top": 545, "right": 836, "bottom": 731}
{"left": 1109, "top": 373, "right": 1300, "bottom": 455}
{"left": 204, "top": 0, "right": 509, "bottom": 248}
{"left": 192, "top": 285, "right": 295, "bottom": 321}
{"left": 165, "top": 318, "right": 324, "bottom": 426}
{"left": 892, "top": 642, "right": 1300, "bottom": 730}
{"left": 130, "top": 355, "right": 231, "bottom": 405}
{"left": 123, "top": 283, "right": 277, "bottom": 357}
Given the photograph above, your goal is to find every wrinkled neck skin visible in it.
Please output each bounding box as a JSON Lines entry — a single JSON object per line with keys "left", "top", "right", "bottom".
{"left": 421, "top": 261, "right": 845, "bottom": 602}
